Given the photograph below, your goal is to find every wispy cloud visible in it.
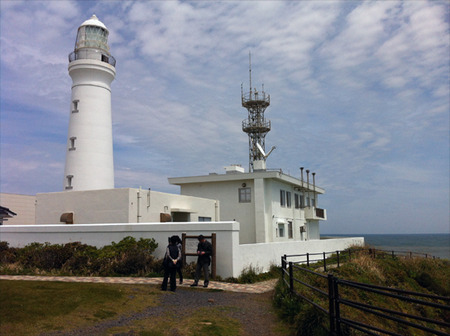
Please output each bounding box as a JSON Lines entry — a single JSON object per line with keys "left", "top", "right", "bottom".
{"left": 1, "top": 0, "right": 448, "bottom": 234}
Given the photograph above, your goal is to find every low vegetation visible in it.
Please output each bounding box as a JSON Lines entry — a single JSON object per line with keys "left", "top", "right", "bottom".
{"left": 274, "top": 248, "right": 450, "bottom": 336}
{"left": 0, "top": 237, "right": 160, "bottom": 277}
{"left": 0, "top": 239, "right": 280, "bottom": 284}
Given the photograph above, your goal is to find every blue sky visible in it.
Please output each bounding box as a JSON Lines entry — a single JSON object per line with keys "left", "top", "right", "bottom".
{"left": 1, "top": 1, "right": 448, "bottom": 234}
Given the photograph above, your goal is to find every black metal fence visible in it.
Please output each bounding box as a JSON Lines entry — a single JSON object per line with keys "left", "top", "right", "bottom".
{"left": 281, "top": 252, "right": 450, "bottom": 335}
{"left": 284, "top": 247, "right": 440, "bottom": 273}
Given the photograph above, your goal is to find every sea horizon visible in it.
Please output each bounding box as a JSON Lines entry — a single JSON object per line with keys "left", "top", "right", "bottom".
{"left": 322, "top": 233, "right": 450, "bottom": 260}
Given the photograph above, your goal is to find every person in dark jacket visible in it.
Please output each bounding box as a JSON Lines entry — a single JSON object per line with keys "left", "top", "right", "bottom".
{"left": 161, "top": 235, "right": 181, "bottom": 292}
{"left": 190, "top": 234, "right": 212, "bottom": 288}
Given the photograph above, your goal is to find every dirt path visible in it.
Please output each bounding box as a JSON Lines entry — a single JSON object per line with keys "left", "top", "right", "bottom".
{"left": 44, "top": 287, "right": 291, "bottom": 336}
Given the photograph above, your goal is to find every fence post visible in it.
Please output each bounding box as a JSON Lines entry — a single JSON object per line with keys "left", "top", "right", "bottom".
{"left": 211, "top": 233, "right": 216, "bottom": 280}
{"left": 289, "top": 261, "right": 294, "bottom": 293}
{"left": 181, "top": 233, "right": 187, "bottom": 267}
{"left": 392, "top": 250, "right": 395, "bottom": 259}
{"left": 323, "top": 252, "right": 327, "bottom": 272}
{"left": 307, "top": 253, "right": 310, "bottom": 267}
{"left": 337, "top": 251, "right": 340, "bottom": 268}
{"left": 281, "top": 255, "right": 286, "bottom": 282}
{"left": 333, "top": 277, "right": 341, "bottom": 336}
{"left": 328, "top": 274, "right": 336, "bottom": 335}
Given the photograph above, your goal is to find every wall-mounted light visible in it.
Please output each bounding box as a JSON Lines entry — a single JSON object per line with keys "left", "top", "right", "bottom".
{"left": 242, "top": 183, "right": 246, "bottom": 187}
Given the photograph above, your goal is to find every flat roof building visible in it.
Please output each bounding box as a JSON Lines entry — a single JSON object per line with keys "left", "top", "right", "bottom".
{"left": 169, "top": 166, "right": 326, "bottom": 244}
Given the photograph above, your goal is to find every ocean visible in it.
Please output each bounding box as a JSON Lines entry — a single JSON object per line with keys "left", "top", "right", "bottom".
{"left": 322, "top": 233, "right": 450, "bottom": 260}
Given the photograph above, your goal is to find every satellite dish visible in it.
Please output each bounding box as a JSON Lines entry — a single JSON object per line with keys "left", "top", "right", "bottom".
{"left": 256, "top": 143, "right": 276, "bottom": 159}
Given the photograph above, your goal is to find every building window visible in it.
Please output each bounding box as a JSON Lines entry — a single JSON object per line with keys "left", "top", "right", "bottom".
{"left": 311, "top": 198, "right": 316, "bottom": 207}
{"left": 280, "top": 190, "right": 286, "bottom": 207}
{"left": 69, "top": 137, "right": 77, "bottom": 151}
{"left": 72, "top": 100, "right": 79, "bottom": 113}
{"left": 198, "top": 216, "right": 212, "bottom": 222}
{"left": 278, "top": 223, "right": 285, "bottom": 237}
{"left": 65, "top": 175, "right": 73, "bottom": 190}
{"left": 239, "top": 187, "right": 251, "bottom": 203}
{"left": 288, "top": 221, "right": 293, "bottom": 239}
{"left": 300, "top": 195, "right": 305, "bottom": 208}
{"left": 295, "top": 194, "right": 300, "bottom": 209}
{"left": 307, "top": 197, "right": 310, "bottom": 207}
{"left": 286, "top": 191, "right": 292, "bottom": 208}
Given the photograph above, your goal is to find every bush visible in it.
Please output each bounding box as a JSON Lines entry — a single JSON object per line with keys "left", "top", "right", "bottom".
{"left": 0, "top": 236, "right": 160, "bottom": 277}
{"left": 237, "top": 264, "right": 280, "bottom": 284}
{"left": 0, "top": 241, "right": 18, "bottom": 264}
{"left": 273, "top": 279, "right": 302, "bottom": 324}
{"left": 238, "top": 265, "right": 260, "bottom": 283}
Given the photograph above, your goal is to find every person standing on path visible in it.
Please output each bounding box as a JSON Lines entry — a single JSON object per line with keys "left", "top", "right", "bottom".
{"left": 190, "top": 234, "right": 213, "bottom": 288}
{"left": 161, "top": 235, "right": 181, "bottom": 292}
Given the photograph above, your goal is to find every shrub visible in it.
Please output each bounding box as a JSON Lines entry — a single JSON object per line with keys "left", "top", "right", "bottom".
{"left": 101, "top": 236, "right": 158, "bottom": 276}
{"left": 273, "top": 279, "right": 302, "bottom": 324}
{"left": 238, "top": 265, "right": 260, "bottom": 283}
{"left": 237, "top": 264, "right": 280, "bottom": 284}
{"left": 0, "top": 241, "right": 18, "bottom": 264}
{"left": 1, "top": 236, "right": 160, "bottom": 276}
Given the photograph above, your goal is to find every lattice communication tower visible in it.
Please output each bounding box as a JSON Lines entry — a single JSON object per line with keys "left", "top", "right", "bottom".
{"left": 241, "top": 55, "right": 271, "bottom": 172}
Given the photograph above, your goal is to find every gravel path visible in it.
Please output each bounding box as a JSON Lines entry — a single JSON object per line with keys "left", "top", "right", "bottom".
{"left": 43, "top": 287, "right": 286, "bottom": 336}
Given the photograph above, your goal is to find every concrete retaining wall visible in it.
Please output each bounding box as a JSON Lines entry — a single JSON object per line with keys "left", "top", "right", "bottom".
{"left": 0, "top": 222, "right": 363, "bottom": 278}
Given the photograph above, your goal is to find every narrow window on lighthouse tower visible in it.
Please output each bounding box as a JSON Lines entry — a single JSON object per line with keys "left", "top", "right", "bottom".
{"left": 69, "top": 137, "right": 77, "bottom": 151}
{"left": 72, "top": 100, "right": 79, "bottom": 113}
{"left": 65, "top": 175, "right": 73, "bottom": 190}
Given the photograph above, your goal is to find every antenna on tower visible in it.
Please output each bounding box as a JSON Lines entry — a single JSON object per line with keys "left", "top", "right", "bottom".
{"left": 249, "top": 51, "right": 252, "bottom": 98}
{"left": 241, "top": 54, "right": 272, "bottom": 172}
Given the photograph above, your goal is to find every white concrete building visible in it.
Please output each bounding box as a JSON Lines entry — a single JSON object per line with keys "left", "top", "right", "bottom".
{"left": 169, "top": 166, "right": 326, "bottom": 244}
{"left": 35, "top": 188, "right": 219, "bottom": 225}
{"left": 63, "top": 15, "right": 116, "bottom": 191}
{"left": 0, "top": 193, "right": 36, "bottom": 225}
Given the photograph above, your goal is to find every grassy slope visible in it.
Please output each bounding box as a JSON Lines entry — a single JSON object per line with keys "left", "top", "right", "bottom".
{"left": 275, "top": 252, "right": 450, "bottom": 336}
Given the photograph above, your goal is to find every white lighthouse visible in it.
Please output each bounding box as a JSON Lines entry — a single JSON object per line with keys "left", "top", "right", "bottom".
{"left": 63, "top": 15, "right": 116, "bottom": 191}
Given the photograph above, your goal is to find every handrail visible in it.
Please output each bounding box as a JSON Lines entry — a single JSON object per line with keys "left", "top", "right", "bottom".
{"left": 69, "top": 50, "right": 116, "bottom": 66}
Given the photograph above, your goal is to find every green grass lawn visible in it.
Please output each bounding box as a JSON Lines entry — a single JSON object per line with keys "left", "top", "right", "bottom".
{"left": 0, "top": 280, "right": 160, "bottom": 335}
{"left": 0, "top": 281, "right": 244, "bottom": 336}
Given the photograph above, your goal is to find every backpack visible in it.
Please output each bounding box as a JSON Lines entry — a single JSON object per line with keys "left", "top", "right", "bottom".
{"left": 168, "top": 244, "right": 179, "bottom": 260}
{"left": 165, "top": 244, "right": 179, "bottom": 269}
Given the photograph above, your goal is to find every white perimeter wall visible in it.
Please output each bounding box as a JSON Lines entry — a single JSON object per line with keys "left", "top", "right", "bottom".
{"left": 236, "top": 237, "right": 365, "bottom": 275}
{"left": 0, "top": 222, "right": 363, "bottom": 278}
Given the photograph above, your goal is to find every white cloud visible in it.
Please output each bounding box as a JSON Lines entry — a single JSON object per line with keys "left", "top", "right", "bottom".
{"left": 1, "top": 0, "right": 448, "bottom": 234}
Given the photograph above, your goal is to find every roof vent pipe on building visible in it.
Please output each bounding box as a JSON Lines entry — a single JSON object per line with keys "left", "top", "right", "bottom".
{"left": 306, "top": 170, "right": 310, "bottom": 205}
{"left": 300, "top": 167, "right": 304, "bottom": 188}
{"left": 312, "top": 172, "right": 317, "bottom": 207}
